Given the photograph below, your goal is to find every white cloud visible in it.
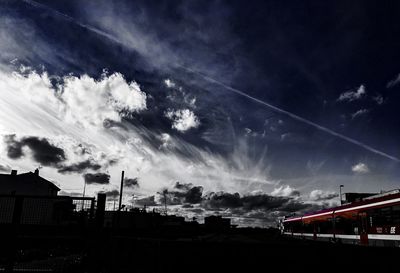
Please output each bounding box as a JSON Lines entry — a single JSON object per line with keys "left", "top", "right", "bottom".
{"left": 159, "top": 133, "right": 171, "bottom": 149}
{"left": 337, "top": 84, "right": 366, "bottom": 102}
{"left": 280, "top": 133, "right": 291, "bottom": 141}
{"left": 271, "top": 185, "right": 299, "bottom": 197}
{"left": 165, "top": 109, "right": 200, "bottom": 132}
{"left": 352, "top": 163, "right": 370, "bottom": 174}
{"left": 62, "top": 72, "right": 147, "bottom": 128}
{"left": 164, "top": 78, "right": 176, "bottom": 88}
{"left": 0, "top": 69, "right": 147, "bottom": 129}
{"left": 351, "top": 109, "right": 369, "bottom": 119}
{"left": 0, "top": 67, "right": 275, "bottom": 201}
{"left": 309, "top": 189, "right": 338, "bottom": 201}
{"left": 387, "top": 73, "right": 400, "bottom": 88}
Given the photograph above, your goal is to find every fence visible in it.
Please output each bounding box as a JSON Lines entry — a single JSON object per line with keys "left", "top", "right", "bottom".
{"left": 0, "top": 194, "right": 98, "bottom": 273}
{"left": 0, "top": 195, "right": 95, "bottom": 226}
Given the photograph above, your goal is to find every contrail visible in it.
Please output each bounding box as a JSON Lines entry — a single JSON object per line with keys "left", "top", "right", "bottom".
{"left": 22, "top": 0, "right": 124, "bottom": 46}
{"left": 178, "top": 66, "right": 400, "bottom": 162}
{"left": 22, "top": 0, "right": 400, "bottom": 162}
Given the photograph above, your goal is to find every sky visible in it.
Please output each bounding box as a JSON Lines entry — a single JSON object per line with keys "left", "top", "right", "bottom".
{"left": 1, "top": 0, "right": 400, "bottom": 227}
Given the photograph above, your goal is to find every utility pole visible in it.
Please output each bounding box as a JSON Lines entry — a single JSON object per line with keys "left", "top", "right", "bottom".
{"left": 339, "top": 185, "right": 344, "bottom": 205}
{"left": 163, "top": 189, "right": 168, "bottom": 216}
{"left": 118, "top": 171, "right": 125, "bottom": 211}
{"left": 82, "top": 179, "right": 87, "bottom": 198}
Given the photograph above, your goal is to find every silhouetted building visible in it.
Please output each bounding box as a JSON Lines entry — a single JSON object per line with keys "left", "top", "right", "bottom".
{"left": 0, "top": 169, "right": 60, "bottom": 196}
{"left": 104, "top": 208, "right": 187, "bottom": 229}
{"left": 342, "top": 192, "right": 377, "bottom": 204}
{"left": 204, "top": 216, "right": 231, "bottom": 230}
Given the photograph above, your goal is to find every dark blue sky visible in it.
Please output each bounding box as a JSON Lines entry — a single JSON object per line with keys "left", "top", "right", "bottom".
{"left": 1, "top": 0, "right": 400, "bottom": 226}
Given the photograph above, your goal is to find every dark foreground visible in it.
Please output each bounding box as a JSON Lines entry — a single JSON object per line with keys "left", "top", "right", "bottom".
{"left": 1, "top": 227, "right": 399, "bottom": 273}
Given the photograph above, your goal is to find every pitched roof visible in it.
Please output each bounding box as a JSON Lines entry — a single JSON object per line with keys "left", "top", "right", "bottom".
{"left": 0, "top": 171, "right": 60, "bottom": 191}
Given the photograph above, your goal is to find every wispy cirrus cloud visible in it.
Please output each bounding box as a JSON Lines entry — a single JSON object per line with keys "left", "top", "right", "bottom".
{"left": 351, "top": 109, "right": 369, "bottom": 119}
{"left": 387, "top": 73, "right": 400, "bottom": 88}
{"left": 0, "top": 66, "right": 276, "bottom": 204}
{"left": 270, "top": 185, "right": 300, "bottom": 197}
{"left": 337, "top": 84, "right": 366, "bottom": 102}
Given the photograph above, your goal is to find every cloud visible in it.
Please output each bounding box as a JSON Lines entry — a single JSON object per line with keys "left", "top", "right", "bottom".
{"left": 3, "top": 135, "right": 24, "bottom": 159}
{"left": 0, "top": 67, "right": 275, "bottom": 210}
{"left": 309, "top": 189, "right": 338, "bottom": 201}
{"left": 352, "top": 163, "right": 370, "bottom": 174}
{"left": 58, "top": 159, "right": 102, "bottom": 174}
{"left": 4, "top": 134, "right": 66, "bottom": 166}
{"left": 351, "top": 109, "right": 369, "bottom": 119}
{"left": 58, "top": 190, "right": 83, "bottom": 197}
{"left": 104, "top": 189, "right": 120, "bottom": 200}
{"left": 387, "top": 73, "right": 400, "bottom": 88}
{"left": 202, "top": 192, "right": 242, "bottom": 209}
{"left": 201, "top": 191, "right": 303, "bottom": 212}
{"left": 270, "top": 185, "right": 300, "bottom": 197}
{"left": 124, "top": 177, "right": 139, "bottom": 187}
{"left": 61, "top": 72, "right": 147, "bottom": 128}
{"left": 242, "top": 194, "right": 295, "bottom": 211}
{"left": 164, "top": 79, "right": 176, "bottom": 88}
{"left": 158, "top": 182, "right": 204, "bottom": 205}
{"left": 165, "top": 109, "right": 200, "bottom": 132}
{"left": 337, "top": 85, "right": 366, "bottom": 102}
{"left": 372, "top": 94, "right": 384, "bottom": 105}
{"left": 158, "top": 133, "right": 171, "bottom": 149}
{"left": 83, "top": 172, "right": 110, "bottom": 184}
{"left": 134, "top": 195, "right": 157, "bottom": 207}
{"left": 0, "top": 163, "right": 11, "bottom": 173}
{"left": 0, "top": 68, "right": 147, "bottom": 134}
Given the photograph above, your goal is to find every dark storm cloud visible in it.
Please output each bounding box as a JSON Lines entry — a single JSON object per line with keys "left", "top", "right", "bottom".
{"left": 201, "top": 191, "right": 300, "bottom": 212}
{"left": 202, "top": 192, "right": 242, "bottom": 209}
{"left": 280, "top": 200, "right": 311, "bottom": 212}
{"left": 4, "top": 134, "right": 24, "bottom": 159}
{"left": 83, "top": 172, "right": 110, "bottom": 184}
{"left": 58, "top": 159, "right": 101, "bottom": 174}
{"left": 104, "top": 189, "right": 119, "bottom": 199}
{"left": 155, "top": 182, "right": 309, "bottom": 220}
{"left": 135, "top": 195, "right": 157, "bottom": 207}
{"left": 0, "top": 163, "right": 11, "bottom": 173}
{"left": 124, "top": 177, "right": 139, "bottom": 187}
{"left": 4, "top": 134, "right": 66, "bottom": 166}
{"left": 158, "top": 182, "right": 203, "bottom": 205}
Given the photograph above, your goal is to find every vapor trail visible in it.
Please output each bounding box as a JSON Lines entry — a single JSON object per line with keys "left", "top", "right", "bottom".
{"left": 179, "top": 66, "right": 400, "bottom": 162}
{"left": 22, "top": 0, "right": 400, "bottom": 162}
{"left": 22, "top": 0, "right": 125, "bottom": 46}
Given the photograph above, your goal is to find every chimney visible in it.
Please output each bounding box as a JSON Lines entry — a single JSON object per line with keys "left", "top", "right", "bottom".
{"left": 11, "top": 170, "right": 17, "bottom": 176}
{"left": 34, "top": 168, "right": 39, "bottom": 176}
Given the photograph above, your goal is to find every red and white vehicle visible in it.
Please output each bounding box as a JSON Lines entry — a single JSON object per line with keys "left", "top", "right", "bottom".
{"left": 281, "top": 190, "right": 400, "bottom": 247}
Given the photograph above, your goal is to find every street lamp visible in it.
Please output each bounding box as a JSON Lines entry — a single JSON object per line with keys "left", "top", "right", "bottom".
{"left": 339, "top": 185, "right": 344, "bottom": 205}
